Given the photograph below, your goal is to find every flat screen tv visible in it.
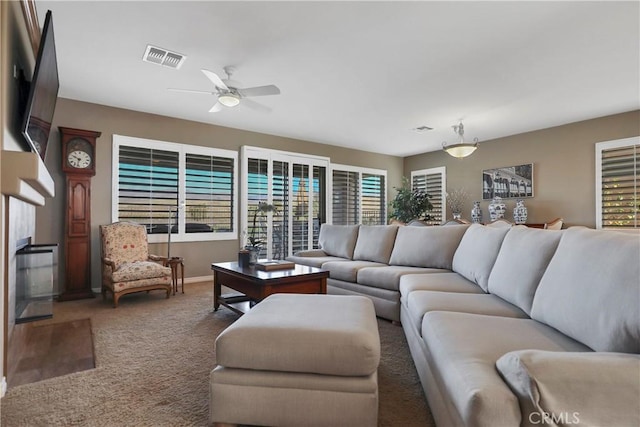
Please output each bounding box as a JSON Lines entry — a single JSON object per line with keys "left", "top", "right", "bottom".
{"left": 21, "top": 10, "right": 59, "bottom": 161}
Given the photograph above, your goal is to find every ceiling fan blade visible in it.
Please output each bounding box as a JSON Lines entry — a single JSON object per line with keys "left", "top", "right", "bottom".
{"left": 209, "top": 102, "right": 223, "bottom": 113}
{"left": 237, "top": 85, "right": 280, "bottom": 98}
{"left": 201, "top": 69, "right": 229, "bottom": 91}
{"left": 241, "top": 98, "right": 272, "bottom": 113}
{"left": 168, "top": 88, "right": 214, "bottom": 95}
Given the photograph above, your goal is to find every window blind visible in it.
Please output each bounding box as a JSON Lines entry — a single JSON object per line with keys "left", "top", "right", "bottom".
{"left": 600, "top": 143, "right": 639, "bottom": 229}
{"left": 361, "top": 173, "right": 385, "bottom": 225}
{"left": 185, "top": 153, "right": 234, "bottom": 233}
{"left": 412, "top": 171, "right": 444, "bottom": 225}
{"left": 118, "top": 146, "right": 179, "bottom": 234}
{"left": 332, "top": 170, "right": 359, "bottom": 225}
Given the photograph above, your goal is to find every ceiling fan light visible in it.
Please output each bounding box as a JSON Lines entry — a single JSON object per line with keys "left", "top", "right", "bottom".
{"left": 218, "top": 93, "right": 240, "bottom": 107}
{"left": 443, "top": 142, "right": 478, "bottom": 158}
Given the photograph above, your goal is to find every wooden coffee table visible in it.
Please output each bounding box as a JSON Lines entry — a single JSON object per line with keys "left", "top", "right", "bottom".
{"left": 211, "top": 262, "right": 329, "bottom": 315}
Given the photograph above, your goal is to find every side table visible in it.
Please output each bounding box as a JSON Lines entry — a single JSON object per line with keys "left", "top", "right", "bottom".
{"left": 166, "top": 257, "right": 185, "bottom": 295}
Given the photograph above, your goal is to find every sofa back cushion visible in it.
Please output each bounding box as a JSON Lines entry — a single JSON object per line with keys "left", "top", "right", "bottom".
{"left": 452, "top": 224, "right": 510, "bottom": 291}
{"left": 318, "top": 224, "right": 360, "bottom": 259}
{"left": 389, "top": 224, "right": 469, "bottom": 269}
{"left": 353, "top": 225, "right": 399, "bottom": 264}
{"left": 530, "top": 227, "right": 640, "bottom": 353}
{"left": 488, "top": 226, "right": 562, "bottom": 315}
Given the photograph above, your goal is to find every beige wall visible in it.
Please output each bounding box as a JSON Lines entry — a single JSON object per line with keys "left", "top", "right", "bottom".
{"left": 404, "top": 110, "right": 640, "bottom": 227}
{"left": 35, "top": 98, "right": 404, "bottom": 288}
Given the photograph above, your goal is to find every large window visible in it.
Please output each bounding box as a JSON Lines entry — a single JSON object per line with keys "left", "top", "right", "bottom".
{"left": 112, "top": 135, "right": 238, "bottom": 242}
{"left": 242, "top": 147, "right": 328, "bottom": 259}
{"left": 411, "top": 167, "right": 446, "bottom": 225}
{"left": 596, "top": 137, "right": 639, "bottom": 230}
{"left": 331, "top": 164, "right": 386, "bottom": 226}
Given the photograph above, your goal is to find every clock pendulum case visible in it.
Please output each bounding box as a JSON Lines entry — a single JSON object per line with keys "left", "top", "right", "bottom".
{"left": 59, "top": 127, "right": 102, "bottom": 301}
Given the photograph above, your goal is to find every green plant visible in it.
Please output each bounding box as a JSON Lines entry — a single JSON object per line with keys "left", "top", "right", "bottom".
{"left": 389, "top": 177, "right": 433, "bottom": 223}
{"left": 246, "top": 202, "right": 277, "bottom": 247}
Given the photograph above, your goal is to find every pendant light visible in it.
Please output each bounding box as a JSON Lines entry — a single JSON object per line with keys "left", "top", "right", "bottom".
{"left": 442, "top": 121, "right": 479, "bottom": 158}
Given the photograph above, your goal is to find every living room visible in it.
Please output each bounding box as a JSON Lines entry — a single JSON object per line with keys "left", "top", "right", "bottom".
{"left": 1, "top": 1, "right": 639, "bottom": 425}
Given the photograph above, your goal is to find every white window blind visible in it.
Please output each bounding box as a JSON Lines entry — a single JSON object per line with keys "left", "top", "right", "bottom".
{"left": 596, "top": 137, "right": 639, "bottom": 229}
{"left": 331, "top": 165, "right": 386, "bottom": 225}
{"left": 411, "top": 167, "right": 446, "bottom": 225}
{"left": 113, "top": 135, "right": 237, "bottom": 242}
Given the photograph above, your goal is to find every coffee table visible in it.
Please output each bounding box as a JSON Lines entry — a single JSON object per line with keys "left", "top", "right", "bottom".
{"left": 211, "top": 262, "right": 329, "bottom": 315}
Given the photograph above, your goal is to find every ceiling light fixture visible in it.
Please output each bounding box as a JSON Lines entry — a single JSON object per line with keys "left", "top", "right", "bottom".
{"left": 442, "top": 121, "right": 479, "bottom": 158}
{"left": 218, "top": 92, "right": 240, "bottom": 107}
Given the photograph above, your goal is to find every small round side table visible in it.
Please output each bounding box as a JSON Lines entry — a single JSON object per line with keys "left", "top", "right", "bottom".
{"left": 166, "top": 257, "right": 185, "bottom": 295}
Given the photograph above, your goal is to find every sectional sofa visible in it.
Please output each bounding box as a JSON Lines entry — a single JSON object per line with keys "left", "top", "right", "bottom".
{"left": 288, "top": 223, "right": 640, "bottom": 426}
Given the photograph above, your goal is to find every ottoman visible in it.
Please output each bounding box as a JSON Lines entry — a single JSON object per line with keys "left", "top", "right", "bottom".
{"left": 210, "top": 293, "right": 380, "bottom": 427}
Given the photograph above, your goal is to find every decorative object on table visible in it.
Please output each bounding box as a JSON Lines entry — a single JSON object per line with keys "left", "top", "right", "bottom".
{"left": 238, "top": 250, "right": 250, "bottom": 268}
{"left": 513, "top": 199, "right": 528, "bottom": 224}
{"left": 442, "top": 121, "right": 479, "bottom": 159}
{"left": 482, "top": 164, "right": 533, "bottom": 200}
{"left": 389, "top": 177, "right": 433, "bottom": 224}
{"left": 245, "top": 202, "right": 277, "bottom": 264}
{"left": 445, "top": 188, "right": 469, "bottom": 221}
{"left": 488, "top": 196, "right": 507, "bottom": 221}
{"left": 471, "top": 201, "right": 483, "bottom": 224}
{"left": 255, "top": 260, "right": 295, "bottom": 271}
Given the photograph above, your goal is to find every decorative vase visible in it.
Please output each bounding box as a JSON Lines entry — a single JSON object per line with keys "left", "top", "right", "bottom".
{"left": 452, "top": 212, "right": 462, "bottom": 220}
{"left": 513, "top": 199, "right": 528, "bottom": 224}
{"left": 245, "top": 246, "right": 260, "bottom": 264}
{"left": 488, "top": 196, "right": 506, "bottom": 221}
{"left": 471, "top": 201, "right": 482, "bottom": 224}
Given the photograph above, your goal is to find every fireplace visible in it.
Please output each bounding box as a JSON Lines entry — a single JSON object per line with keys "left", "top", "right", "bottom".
{"left": 15, "top": 238, "right": 58, "bottom": 324}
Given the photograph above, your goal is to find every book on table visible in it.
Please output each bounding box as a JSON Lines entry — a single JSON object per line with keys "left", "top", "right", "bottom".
{"left": 255, "top": 260, "right": 295, "bottom": 271}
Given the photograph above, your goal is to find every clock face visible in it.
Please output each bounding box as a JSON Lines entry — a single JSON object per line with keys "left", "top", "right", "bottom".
{"left": 68, "top": 150, "right": 92, "bottom": 168}
{"left": 66, "top": 137, "right": 93, "bottom": 169}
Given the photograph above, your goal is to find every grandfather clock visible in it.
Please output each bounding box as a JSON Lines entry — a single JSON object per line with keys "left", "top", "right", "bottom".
{"left": 59, "top": 127, "right": 101, "bottom": 301}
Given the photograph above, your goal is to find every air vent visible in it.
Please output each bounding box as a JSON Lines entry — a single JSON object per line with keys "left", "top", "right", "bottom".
{"left": 412, "top": 125, "right": 434, "bottom": 133}
{"left": 142, "top": 45, "right": 186, "bottom": 69}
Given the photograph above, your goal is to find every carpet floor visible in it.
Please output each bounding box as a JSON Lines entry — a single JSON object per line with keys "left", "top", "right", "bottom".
{"left": 1, "top": 282, "right": 434, "bottom": 427}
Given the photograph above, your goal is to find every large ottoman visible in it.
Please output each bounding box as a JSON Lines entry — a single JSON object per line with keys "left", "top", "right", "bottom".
{"left": 210, "top": 293, "right": 381, "bottom": 427}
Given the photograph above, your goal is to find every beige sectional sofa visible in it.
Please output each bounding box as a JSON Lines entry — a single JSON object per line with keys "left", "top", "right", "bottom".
{"left": 288, "top": 223, "right": 640, "bottom": 426}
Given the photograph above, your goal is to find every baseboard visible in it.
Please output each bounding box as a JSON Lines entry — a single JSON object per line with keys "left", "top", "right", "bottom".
{"left": 1, "top": 376, "right": 7, "bottom": 398}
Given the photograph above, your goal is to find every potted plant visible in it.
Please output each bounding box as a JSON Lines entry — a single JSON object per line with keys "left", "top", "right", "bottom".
{"left": 446, "top": 188, "right": 469, "bottom": 220}
{"left": 244, "top": 202, "right": 277, "bottom": 264}
{"left": 389, "top": 177, "right": 433, "bottom": 224}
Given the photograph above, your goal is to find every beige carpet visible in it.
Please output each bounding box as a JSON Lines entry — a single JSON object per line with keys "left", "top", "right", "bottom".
{"left": 1, "top": 282, "right": 434, "bottom": 427}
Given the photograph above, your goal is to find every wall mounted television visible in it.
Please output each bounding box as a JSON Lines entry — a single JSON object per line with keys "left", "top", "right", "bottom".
{"left": 21, "top": 10, "right": 59, "bottom": 161}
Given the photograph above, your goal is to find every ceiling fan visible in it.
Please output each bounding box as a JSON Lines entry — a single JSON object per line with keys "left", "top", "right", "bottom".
{"left": 169, "top": 66, "right": 281, "bottom": 112}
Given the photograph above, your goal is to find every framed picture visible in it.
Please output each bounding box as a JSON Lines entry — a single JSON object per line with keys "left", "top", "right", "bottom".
{"left": 482, "top": 163, "right": 533, "bottom": 200}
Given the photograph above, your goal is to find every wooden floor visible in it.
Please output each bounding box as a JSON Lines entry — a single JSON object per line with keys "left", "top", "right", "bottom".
{"left": 7, "top": 318, "right": 95, "bottom": 388}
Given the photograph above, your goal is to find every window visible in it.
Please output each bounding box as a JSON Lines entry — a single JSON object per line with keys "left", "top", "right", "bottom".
{"left": 331, "top": 164, "right": 387, "bottom": 226}
{"left": 596, "top": 137, "right": 639, "bottom": 230}
{"left": 411, "top": 167, "right": 446, "bottom": 225}
{"left": 113, "top": 135, "right": 238, "bottom": 242}
{"left": 242, "top": 147, "right": 328, "bottom": 259}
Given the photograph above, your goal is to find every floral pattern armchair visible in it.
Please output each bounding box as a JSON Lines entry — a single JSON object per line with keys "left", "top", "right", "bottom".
{"left": 100, "top": 222, "right": 172, "bottom": 307}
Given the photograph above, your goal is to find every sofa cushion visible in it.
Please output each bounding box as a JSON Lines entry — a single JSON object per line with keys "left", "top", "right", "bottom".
{"left": 318, "top": 224, "right": 360, "bottom": 259}
{"left": 357, "top": 266, "right": 447, "bottom": 291}
{"left": 215, "top": 294, "right": 380, "bottom": 377}
{"left": 496, "top": 350, "right": 640, "bottom": 427}
{"left": 286, "top": 254, "right": 349, "bottom": 268}
{"left": 452, "top": 224, "right": 510, "bottom": 291}
{"left": 488, "top": 226, "right": 562, "bottom": 315}
{"left": 353, "top": 225, "right": 399, "bottom": 264}
{"left": 321, "top": 260, "right": 387, "bottom": 282}
{"left": 405, "top": 291, "right": 528, "bottom": 337}
{"left": 399, "top": 272, "right": 485, "bottom": 307}
{"left": 421, "top": 312, "right": 590, "bottom": 427}
{"left": 389, "top": 224, "right": 469, "bottom": 269}
{"left": 531, "top": 227, "right": 640, "bottom": 353}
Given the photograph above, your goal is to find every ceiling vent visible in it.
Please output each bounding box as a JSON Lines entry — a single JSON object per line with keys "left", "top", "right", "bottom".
{"left": 412, "top": 125, "right": 434, "bottom": 133}
{"left": 142, "top": 45, "right": 186, "bottom": 69}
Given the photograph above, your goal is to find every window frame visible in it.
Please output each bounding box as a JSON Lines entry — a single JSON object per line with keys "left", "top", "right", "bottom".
{"left": 595, "top": 136, "right": 639, "bottom": 231}
{"left": 112, "top": 135, "right": 238, "bottom": 243}
{"left": 330, "top": 163, "right": 388, "bottom": 225}
{"left": 410, "top": 166, "right": 447, "bottom": 225}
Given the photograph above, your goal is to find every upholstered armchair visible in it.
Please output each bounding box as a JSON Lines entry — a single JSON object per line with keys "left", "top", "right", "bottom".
{"left": 99, "top": 222, "right": 172, "bottom": 308}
